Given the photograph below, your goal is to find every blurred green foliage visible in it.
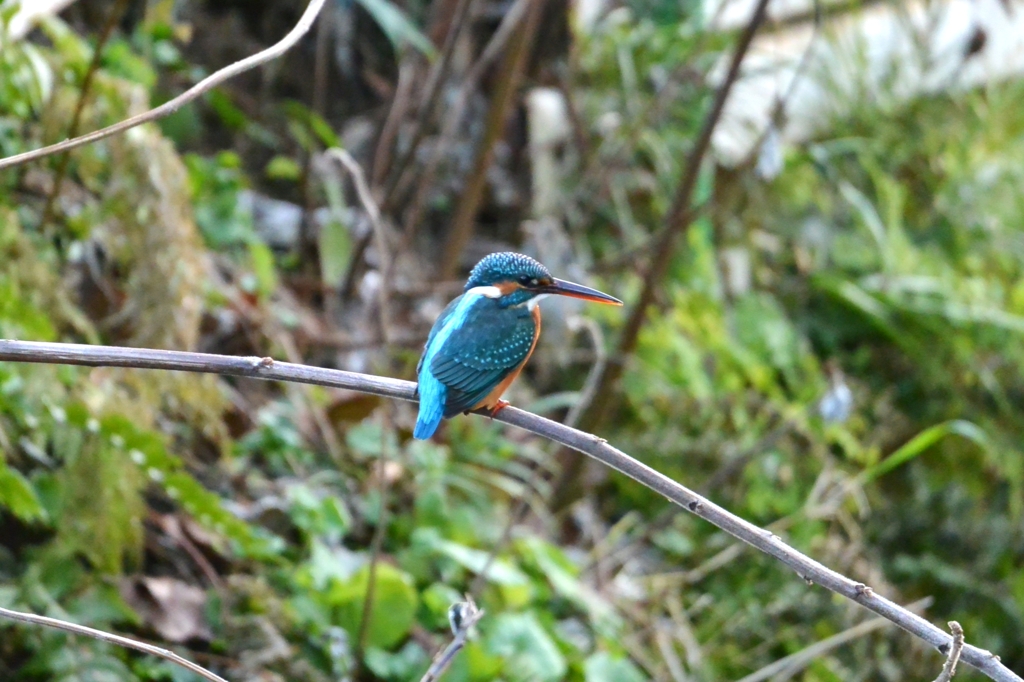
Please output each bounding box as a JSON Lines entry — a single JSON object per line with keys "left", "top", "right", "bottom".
{"left": 0, "top": 2, "right": 1022, "bottom": 681}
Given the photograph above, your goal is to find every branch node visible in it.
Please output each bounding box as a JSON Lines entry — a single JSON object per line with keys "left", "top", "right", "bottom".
{"left": 687, "top": 500, "right": 703, "bottom": 512}
{"left": 854, "top": 583, "right": 873, "bottom": 597}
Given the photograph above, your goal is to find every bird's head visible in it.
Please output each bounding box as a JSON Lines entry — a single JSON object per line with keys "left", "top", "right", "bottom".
{"left": 465, "top": 252, "right": 623, "bottom": 309}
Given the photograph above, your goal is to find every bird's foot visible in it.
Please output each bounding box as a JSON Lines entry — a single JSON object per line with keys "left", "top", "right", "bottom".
{"left": 488, "top": 400, "right": 510, "bottom": 418}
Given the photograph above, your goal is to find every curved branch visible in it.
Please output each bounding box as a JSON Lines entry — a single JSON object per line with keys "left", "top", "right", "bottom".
{"left": 0, "top": 0, "right": 327, "bottom": 172}
{"left": 0, "top": 339, "right": 1018, "bottom": 682}
{"left": 0, "top": 606, "right": 228, "bottom": 682}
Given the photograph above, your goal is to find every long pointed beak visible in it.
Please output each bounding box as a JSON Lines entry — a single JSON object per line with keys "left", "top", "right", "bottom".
{"left": 542, "top": 278, "right": 623, "bottom": 305}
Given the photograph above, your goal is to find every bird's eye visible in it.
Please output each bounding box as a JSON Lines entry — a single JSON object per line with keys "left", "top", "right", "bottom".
{"left": 518, "top": 275, "right": 531, "bottom": 285}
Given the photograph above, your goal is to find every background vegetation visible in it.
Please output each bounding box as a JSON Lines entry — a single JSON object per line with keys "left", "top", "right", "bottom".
{"left": 1, "top": 0, "right": 1022, "bottom": 680}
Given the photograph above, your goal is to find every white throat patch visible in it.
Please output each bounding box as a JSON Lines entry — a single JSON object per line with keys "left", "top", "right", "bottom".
{"left": 526, "top": 294, "right": 549, "bottom": 310}
{"left": 466, "top": 285, "right": 503, "bottom": 299}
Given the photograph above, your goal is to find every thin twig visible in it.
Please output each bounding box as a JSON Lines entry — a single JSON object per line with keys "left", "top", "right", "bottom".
{"left": 0, "top": 339, "right": 1018, "bottom": 682}
{"left": 0, "top": 0, "right": 327, "bottom": 172}
{"left": 371, "top": 58, "right": 417, "bottom": 186}
{"left": 0, "top": 605, "right": 229, "bottom": 682}
{"left": 564, "top": 316, "right": 607, "bottom": 429}
{"left": 39, "top": 0, "right": 133, "bottom": 232}
{"left": 323, "top": 148, "right": 394, "bottom": 343}
{"left": 933, "top": 622, "right": 966, "bottom": 682}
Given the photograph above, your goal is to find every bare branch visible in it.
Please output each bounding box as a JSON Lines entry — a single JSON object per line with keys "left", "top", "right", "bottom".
{"left": 0, "top": 605, "right": 229, "bottom": 682}
{"left": 322, "top": 148, "right": 394, "bottom": 343}
{"left": 933, "top": 622, "right": 966, "bottom": 682}
{"left": 0, "top": 339, "right": 1018, "bottom": 682}
{"left": 0, "top": 0, "right": 327, "bottom": 172}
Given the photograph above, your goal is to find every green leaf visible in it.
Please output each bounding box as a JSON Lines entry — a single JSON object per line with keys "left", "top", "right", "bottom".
{"left": 584, "top": 652, "right": 646, "bottom": 682}
{"left": 0, "top": 460, "right": 46, "bottom": 523}
{"left": 100, "top": 415, "right": 281, "bottom": 560}
{"left": 281, "top": 100, "right": 341, "bottom": 148}
{"left": 319, "top": 217, "right": 351, "bottom": 288}
{"left": 519, "top": 537, "right": 618, "bottom": 628}
{"left": 330, "top": 562, "right": 419, "bottom": 649}
{"left": 206, "top": 89, "right": 249, "bottom": 131}
{"left": 365, "top": 641, "right": 429, "bottom": 680}
{"left": 440, "top": 641, "right": 504, "bottom": 682}
{"left": 355, "top": 0, "right": 437, "bottom": 58}
{"left": 285, "top": 484, "right": 353, "bottom": 544}
{"left": 66, "top": 584, "right": 140, "bottom": 628}
{"left": 247, "top": 239, "right": 279, "bottom": 300}
{"left": 98, "top": 39, "right": 157, "bottom": 88}
{"left": 485, "top": 612, "right": 567, "bottom": 682}
{"left": 319, "top": 150, "right": 353, "bottom": 288}
{"left": 428, "top": 536, "right": 531, "bottom": 587}
{"left": 265, "top": 155, "right": 302, "bottom": 181}
{"left": 860, "top": 420, "right": 991, "bottom": 483}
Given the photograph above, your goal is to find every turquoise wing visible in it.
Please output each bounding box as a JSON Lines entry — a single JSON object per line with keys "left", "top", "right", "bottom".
{"left": 430, "top": 299, "right": 536, "bottom": 417}
{"left": 414, "top": 296, "right": 466, "bottom": 438}
{"left": 417, "top": 296, "right": 463, "bottom": 376}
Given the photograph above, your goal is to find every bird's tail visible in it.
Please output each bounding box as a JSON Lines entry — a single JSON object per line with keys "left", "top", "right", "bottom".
{"left": 414, "top": 409, "right": 443, "bottom": 440}
{"left": 413, "top": 374, "right": 446, "bottom": 439}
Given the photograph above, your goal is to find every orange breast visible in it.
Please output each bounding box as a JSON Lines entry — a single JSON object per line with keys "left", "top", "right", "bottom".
{"left": 474, "top": 304, "right": 542, "bottom": 411}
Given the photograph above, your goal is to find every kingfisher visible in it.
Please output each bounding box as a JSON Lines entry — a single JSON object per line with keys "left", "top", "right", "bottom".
{"left": 414, "top": 252, "right": 622, "bottom": 439}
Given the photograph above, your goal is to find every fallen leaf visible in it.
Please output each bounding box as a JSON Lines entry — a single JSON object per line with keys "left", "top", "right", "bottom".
{"left": 121, "top": 576, "right": 211, "bottom": 643}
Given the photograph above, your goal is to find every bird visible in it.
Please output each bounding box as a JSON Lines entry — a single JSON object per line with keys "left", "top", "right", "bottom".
{"left": 413, "top": 252, "right": 622, "bottom": 439}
